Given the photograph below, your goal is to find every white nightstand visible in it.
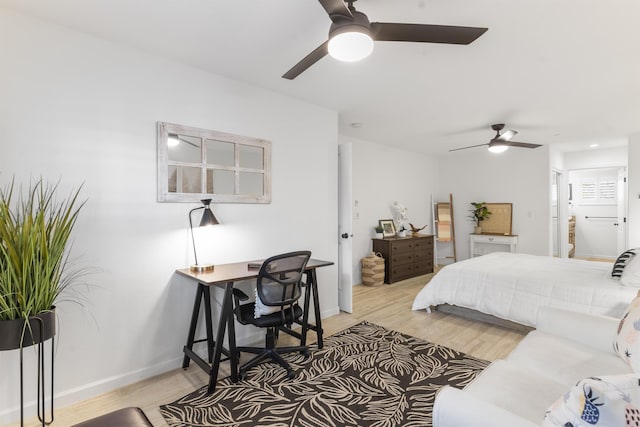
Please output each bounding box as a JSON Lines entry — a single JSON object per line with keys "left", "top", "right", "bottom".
{"left": 470, "top": 233, "right": 518, "bottom": 257}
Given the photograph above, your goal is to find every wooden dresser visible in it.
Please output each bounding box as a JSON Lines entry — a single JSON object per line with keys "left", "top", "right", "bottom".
{"left": 372, "top": 235, "right": 434, "bottom": 284}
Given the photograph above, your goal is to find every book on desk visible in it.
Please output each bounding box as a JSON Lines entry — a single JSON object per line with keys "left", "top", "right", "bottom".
{"left": 247, "top": 261, "right": 280, "bottom": 272}
{"left": 247, "top": 262, "right": 262, "bottom": 270}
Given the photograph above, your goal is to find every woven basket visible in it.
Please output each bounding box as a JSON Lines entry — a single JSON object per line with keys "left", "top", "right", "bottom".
{"left": 361, "top": 252, "right": 385, "bottom": 286}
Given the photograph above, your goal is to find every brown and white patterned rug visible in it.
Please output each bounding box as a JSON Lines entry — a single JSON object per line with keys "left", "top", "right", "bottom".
{"left": 160, "top": 322, "right": 489, "bottom": 427}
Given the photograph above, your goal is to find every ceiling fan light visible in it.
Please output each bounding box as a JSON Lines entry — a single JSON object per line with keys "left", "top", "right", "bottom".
{"left": 488, "top": 143, "right": 509, "bottom": 153}
{"left": 328, "top": 30, "right": 374, "bottom": 62}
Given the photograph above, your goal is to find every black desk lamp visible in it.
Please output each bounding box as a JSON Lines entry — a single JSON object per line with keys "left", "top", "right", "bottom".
{"left": 189, "top": 199, "right": 219, "bottom": 272}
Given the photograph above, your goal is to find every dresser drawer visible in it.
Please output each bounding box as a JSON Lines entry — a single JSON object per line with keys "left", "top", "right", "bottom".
{"left": 391, "top": 253, "right": 414, "bottom": 266}
{"left": 413, "top": 262, "right": 433, "bottom": 275}
{"left": 389, "top": 263, "right": 414, "bottom": 281}
{"left": 390, "top": 240, "right": 414, "bottom": 254}
{"left": 414, "top": 250, "right": 432, "bottom": 263}
{"left": 472, "top": 234, "right": 513, "bottom": 244}
{"left": 470, "top": 233, "right": 518, "bottom": 258}
{"left": 413, "top": 238, "right": 433, "bottom": 252}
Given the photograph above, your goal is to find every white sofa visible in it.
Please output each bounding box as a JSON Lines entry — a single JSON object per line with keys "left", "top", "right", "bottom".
{"left": 433, "top": 306, "right": 631, "bottom": 426}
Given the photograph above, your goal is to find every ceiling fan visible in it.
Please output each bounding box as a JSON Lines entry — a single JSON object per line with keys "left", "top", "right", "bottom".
{"left": 449, "top": 124, "right": 543, "bottom": 153}
{"left": 282, "top": 0, "right": 488, "bottom": 80}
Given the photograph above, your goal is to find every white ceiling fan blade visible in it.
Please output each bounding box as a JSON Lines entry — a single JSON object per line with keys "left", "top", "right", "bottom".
{"left": 498, "top": 129, "right": 518, "bottom": 141}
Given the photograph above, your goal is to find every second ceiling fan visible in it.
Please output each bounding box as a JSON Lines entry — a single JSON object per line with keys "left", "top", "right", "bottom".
{"left": 450, "top": 124, "right": 543, "bottom": 153}
{"left": 282, "top": 0, "right": 488, "bottom": 80}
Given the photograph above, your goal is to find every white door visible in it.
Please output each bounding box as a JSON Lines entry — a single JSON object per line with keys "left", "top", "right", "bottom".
{"left": 617, "top": 167, "right": 628, "bottom": 253}
{"left": 338, "top": 143, "right": 353, "bottom": 313}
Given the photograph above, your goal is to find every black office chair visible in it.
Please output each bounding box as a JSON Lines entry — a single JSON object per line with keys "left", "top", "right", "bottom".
{"left": 232, "top": 251, "right": 311, "bottom": 380}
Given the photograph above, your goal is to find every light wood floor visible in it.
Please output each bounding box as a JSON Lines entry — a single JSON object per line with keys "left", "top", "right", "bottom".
{"left": 9, "top": 273, "right": 525, "bottom": 427}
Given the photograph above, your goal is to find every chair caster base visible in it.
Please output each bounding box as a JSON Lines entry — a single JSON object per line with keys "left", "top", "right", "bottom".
{"left": 286, "top": 369, "right": 295, "bottom": 380}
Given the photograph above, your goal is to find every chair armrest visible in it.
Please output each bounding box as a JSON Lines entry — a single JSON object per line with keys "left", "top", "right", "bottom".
{"left": 232, "top": 288, "right": 250, "bottom": 301}
{"left": 433, "top": 387, "right": 540, "bottom": 427}
{"left": 537, "top": 306, "right": 620, "bottom": 354}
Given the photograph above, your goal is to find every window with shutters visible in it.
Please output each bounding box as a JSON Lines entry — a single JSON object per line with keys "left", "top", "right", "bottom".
{"left": 578, "top": 176, "right": 616, "bottom": 204}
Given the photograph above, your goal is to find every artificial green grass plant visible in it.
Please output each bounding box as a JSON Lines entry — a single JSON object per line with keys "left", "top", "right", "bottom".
{"left": 0, "top": 178, "right": 85, "bottom": 321}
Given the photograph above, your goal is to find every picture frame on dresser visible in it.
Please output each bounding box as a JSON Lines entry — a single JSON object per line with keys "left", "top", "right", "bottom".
{"left": 379, "top": 219, "right": 396, "bottom": 237}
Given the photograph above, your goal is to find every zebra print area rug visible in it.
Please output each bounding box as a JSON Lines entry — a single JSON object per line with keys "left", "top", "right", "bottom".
{"left": 160, "top": 322, "right": 488, "bottom": 427}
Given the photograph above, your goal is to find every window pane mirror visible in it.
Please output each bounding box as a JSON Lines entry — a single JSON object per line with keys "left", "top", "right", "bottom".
{"left": 157, "top": 122, "right": 271, "bottom": 203}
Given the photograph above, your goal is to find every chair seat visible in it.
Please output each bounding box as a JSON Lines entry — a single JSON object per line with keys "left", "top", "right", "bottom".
{"left": 71, "top": 407, "right": 153, "bottom": 427}
{"left": 238, "top": 303, "right": 303, "bottom": 328}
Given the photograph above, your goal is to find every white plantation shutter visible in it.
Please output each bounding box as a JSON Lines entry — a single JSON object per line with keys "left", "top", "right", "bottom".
{"left": 599, "top": 177, "right": 616, "bottom": 200}
{"left": 577, "top": 176, "right": 617, "bottom": 204}
{"left": 580, "top": 180, "right": 596, "bottom": 201}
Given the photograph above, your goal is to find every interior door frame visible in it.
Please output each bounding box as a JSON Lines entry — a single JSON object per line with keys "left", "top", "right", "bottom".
{"left": 617, "top": 167, "right": 628, "bottom": 253}
{"left": 567, "top": 165, "right": 628, "bottom": 258}
{"left": 338, "top": 143, "right": 353, "bottom": 313}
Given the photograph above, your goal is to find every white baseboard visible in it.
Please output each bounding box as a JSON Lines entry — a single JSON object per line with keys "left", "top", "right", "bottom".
{"left": 0, "top": 309, "right": 340, "bottom": 424}
{"left": 0, "top": 355, "right": 183, "bottom": 425}
{"left": 1, "top": 330, "right": 266, "bottom": 425}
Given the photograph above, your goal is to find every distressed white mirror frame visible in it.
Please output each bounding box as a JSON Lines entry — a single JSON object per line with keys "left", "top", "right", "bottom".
{"left": 157, "top": 122, "right": 271, "bottom": 203}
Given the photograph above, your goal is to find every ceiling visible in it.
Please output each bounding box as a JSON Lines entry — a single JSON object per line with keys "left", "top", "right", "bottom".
{"left": 2, "top": 0, "right": 639, "bottom": 155}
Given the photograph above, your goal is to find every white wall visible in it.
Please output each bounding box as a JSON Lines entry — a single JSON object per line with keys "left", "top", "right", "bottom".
{"left": 564, "top": 146, "right": 628, "bottom": 170}
{"left": 343, "top": 136, "right": 439, "bottom": 284}
{"left": 439, "top": 146, "right": 551, "bottom": 259}
{"left": 0, "top": 8, "right": 339, "bottom": 423}
{"left": 629, "top": 135, "right": 640, "bottom": 248}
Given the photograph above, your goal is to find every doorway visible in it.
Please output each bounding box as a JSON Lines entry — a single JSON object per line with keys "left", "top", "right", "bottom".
{"left": 551, "top": 170, "right": 562, "bottom": 257}
{"left": 568, "top": 167, "right": 627, "bottom": 260}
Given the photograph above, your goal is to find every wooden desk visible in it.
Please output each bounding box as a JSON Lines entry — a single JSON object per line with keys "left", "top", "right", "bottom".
{"left": 176, "top": 258, "right": 333, "bottom": 394}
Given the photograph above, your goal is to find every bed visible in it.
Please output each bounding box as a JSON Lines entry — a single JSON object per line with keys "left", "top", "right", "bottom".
{"left": 412, "top": 252, "right": 636, "bottom": 330}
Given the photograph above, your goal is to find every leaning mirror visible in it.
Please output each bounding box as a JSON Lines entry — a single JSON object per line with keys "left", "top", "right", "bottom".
{"left": 157, "top": 122, "right": 271, "bottom": 203}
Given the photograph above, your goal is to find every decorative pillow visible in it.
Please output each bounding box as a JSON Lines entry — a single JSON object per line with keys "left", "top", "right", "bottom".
{"left": 543, "top": 374, "right": 640, "bottom": 426}
{"left": 253, "top": 288, "right": 281, "bottom": 319}
{"left": 614, "top": 293, "right": 640, "bottom": 372}
{"left": 622, "top": 256, "right": 640, "bottom": 288}
{"left": 612, "top": 249, "right": 640, "bottom": 278}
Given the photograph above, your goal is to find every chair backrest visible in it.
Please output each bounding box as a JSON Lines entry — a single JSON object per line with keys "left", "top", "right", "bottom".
{"left": 256, "top": 251, "right": 311, "bottom": 308}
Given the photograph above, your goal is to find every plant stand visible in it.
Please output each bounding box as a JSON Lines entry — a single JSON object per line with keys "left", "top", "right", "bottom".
{"left": 0, "top": 312, "right": 56, "bottom": 427}
{"left": 22, "top": 319, "right": 54, "bottom": 427}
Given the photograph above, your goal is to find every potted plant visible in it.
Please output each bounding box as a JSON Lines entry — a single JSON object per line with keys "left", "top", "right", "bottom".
{"left": 374, "top": 225, "right": 384, "bottom": 239}
{"left": 397, "top": 226, "right": 407, "bottom": 238}
{"left": 0, "top": 178, "right": 85, "bottom": 351}
{"left": 470, "top": 202, "right": 491, "bottom": 234}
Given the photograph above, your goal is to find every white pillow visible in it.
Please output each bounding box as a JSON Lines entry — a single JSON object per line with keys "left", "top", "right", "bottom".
{"left": 622, "top": 256, "right": 640, "bottom": 287}
{"left": 253, "top": 288, "right": 281, "bottom": 319}
{"left": 544, "top": 374, "right": 640, "bottom": 426}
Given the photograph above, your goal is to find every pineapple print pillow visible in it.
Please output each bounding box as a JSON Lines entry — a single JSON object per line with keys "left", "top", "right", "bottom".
{"left": 543, "top": 374, "right": 640, "bottom": 426}
{"left": 615, "top": 293, "right": 640, "bottom": 372}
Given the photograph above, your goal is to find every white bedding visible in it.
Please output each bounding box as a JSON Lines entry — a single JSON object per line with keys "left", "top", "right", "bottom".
{"left": 412, "top": 252, "right": 637, "bottom": 327}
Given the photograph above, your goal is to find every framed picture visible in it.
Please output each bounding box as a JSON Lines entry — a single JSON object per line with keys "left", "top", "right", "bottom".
{"left": 379, "top": 219, "right": 396, "bottom": 237}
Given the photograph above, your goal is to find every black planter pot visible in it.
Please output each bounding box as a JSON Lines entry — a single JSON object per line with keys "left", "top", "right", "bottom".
{"left": 0, "top": 309, "right": 56, "bottom": 351}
